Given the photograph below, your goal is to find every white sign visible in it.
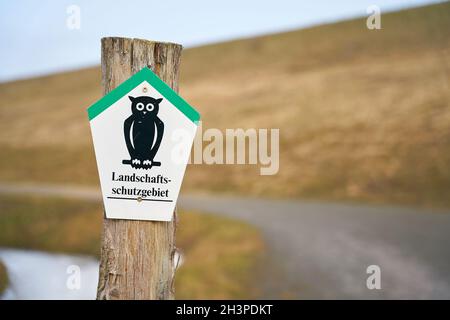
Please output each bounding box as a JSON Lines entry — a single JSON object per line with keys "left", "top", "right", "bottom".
{"left": 87, "top": 67, "right": 200, "bottom": 221}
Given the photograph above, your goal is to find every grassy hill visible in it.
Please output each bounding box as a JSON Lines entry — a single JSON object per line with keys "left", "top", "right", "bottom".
{"left": 0, "top": 2, "right": 449, "bottom": 207}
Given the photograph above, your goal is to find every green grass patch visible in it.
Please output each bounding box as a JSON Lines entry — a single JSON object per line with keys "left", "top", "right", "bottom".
{"left": 0, "top": 195, "right": 264, "bottom": 299}
{"left": 0, "top": 260, "right": 7, "bottom": 296}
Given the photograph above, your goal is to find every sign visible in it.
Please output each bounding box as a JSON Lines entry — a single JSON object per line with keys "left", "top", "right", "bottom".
{"left": 87, "top": 67, "right": 200, "bottom": 221}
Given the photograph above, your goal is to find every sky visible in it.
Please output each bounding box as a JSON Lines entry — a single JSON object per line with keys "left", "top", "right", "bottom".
{"left": 0, "top": 0, "right": 442, "bottom": 82}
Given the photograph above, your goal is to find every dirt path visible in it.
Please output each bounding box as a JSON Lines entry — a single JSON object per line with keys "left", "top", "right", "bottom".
{"left": 1, "top": 182, "right": 450, "bottom": 299}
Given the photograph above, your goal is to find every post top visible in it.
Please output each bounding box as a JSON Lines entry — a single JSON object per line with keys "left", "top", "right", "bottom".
{"left": 101, "top": 37, "right": 183, "bottom": 49}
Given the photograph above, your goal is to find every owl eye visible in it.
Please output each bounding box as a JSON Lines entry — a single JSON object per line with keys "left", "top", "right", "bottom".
{"left": 136, "top": 102, "right": 145, "bottom": 111}
{"left": 146, "top": 103, "right": 154, "bottom": 112}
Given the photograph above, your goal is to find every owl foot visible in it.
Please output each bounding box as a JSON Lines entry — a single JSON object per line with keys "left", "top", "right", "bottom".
{"left": 143, "top": 160, "right": 152, "bottom": 166}
{"left": 131, "top": 158, "right": 141, "bottom": 168}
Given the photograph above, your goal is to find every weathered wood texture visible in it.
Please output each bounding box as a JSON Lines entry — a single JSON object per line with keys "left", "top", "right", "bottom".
{"left": 97, "top": 37, "right": 182, "bottom": 300}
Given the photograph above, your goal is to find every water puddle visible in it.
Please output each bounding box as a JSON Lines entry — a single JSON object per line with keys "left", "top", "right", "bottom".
{"left": 0, "top": 248, "right": 99, "bottom": 299}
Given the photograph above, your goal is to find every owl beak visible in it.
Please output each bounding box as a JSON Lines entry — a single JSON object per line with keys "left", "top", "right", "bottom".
{"left": 143, "top": 111, "right": 147, "bottom": 115}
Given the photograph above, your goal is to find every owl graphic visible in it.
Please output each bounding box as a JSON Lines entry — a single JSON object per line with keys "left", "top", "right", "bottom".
{"left": 122, "top": 95, "right": 164, "bottom": 169}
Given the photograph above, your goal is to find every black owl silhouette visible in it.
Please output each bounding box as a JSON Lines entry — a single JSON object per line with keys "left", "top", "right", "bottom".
{"left": 122, "top": 96, "right": 164, "bottom": 169}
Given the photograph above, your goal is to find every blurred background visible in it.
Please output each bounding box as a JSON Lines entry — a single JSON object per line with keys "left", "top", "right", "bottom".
{"left": 0, "top": 0, "right": 449, "bottom": 299}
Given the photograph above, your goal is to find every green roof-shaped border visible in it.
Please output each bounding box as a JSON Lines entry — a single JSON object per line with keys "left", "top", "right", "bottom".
{"left": 87, "top": 67, "right": 200, "bottom": 124}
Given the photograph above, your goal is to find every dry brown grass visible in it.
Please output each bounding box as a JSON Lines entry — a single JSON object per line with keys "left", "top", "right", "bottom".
{"left": 0, "top": 195, "right": 264, "bottom": 299}
{"left": 0, "top": 3, "right": 449, "bottom": 207}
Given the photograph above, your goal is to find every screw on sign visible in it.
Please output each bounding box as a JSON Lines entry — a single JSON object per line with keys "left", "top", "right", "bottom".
{"left": 87, "top": 37, "right": 200, "bottom": 300}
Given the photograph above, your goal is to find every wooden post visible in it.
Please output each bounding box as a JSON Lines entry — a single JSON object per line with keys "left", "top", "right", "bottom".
{"left": 96, "top": 37, "right": 182, "bottom": 300}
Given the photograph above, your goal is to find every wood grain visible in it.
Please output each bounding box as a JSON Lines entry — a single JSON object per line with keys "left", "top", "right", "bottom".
{"left": 97, "top": 37, "right": 182, "bottom": 300}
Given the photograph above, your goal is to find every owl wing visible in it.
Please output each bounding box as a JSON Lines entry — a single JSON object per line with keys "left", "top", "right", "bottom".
{"left": 123, "top": 115, "right": 135, "bottom": 158}
{"left": 150, "top": 116, "right": 164, "bottom": 159}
